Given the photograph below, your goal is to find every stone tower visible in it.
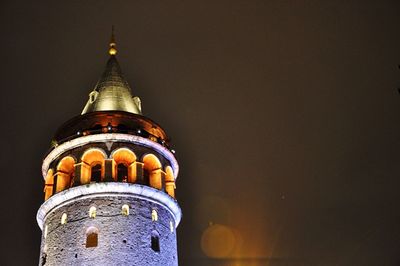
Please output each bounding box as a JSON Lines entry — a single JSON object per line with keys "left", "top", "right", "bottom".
{"left": 37, "top": 33, "right": 181, "bottom": 266}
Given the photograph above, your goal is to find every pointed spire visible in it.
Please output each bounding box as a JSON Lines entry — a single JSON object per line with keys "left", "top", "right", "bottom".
{"left": 81, "top": 29, "right": 142, "bottom": 115}
{"left": 96, "top": 56, "right": 129, "bottom": 91}
{"left": 109, "top": 25, "right": 117, "bottom": 56}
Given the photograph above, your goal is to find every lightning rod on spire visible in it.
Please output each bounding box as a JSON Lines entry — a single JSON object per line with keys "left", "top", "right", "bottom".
{"left": 109, "top": 25, "right": 117, "bottom": 55}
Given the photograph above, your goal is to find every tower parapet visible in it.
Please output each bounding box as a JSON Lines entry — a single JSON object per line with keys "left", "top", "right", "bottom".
{"left": 37, "top": 33, "right": 181, "bottom": 266}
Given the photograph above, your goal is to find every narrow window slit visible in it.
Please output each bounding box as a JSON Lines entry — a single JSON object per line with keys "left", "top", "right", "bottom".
{"left": 151, "top": 230, "right": 160, "bottom": 252}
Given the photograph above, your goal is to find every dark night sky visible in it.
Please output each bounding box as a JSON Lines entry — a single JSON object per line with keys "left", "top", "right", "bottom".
{"left": 1, "top": 1, "right": 400, "bottom": 265}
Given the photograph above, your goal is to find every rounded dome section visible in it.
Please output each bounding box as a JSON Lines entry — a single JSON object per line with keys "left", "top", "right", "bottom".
{"left": 50, "top": 111, "right": 170, "bottom": 150}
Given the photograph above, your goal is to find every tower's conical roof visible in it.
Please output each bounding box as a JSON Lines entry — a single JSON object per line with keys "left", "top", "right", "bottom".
{"left": 81, "top": 32, "right": 142, "bottom": 115}
{"left": 96, "top": 55, "right": 130, "bottom": 92}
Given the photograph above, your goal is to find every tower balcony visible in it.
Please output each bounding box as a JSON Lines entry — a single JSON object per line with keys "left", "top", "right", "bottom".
{"left": 42, "top": 132, "right": 179, "bottom": 202}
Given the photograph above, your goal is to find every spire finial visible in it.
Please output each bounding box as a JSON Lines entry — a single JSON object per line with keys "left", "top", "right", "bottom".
{"left": 109, "top": 25, "right": 117, "bottom": 55}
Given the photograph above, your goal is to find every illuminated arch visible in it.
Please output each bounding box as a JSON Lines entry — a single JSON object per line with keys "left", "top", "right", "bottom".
{"left": 121, "top": 204, "right": 129, "bottom": 216}
{"left": 44, "top": 169, "right": 54, "bottom": 200}
{"left": 142, "top": 154, "right": 162, "bottom": 189}
{"left": 165, "top": 166, "right": 175, "bottom": 198}
{"left": 55, "top": 156, "right": 76, "bottom": 192}
{"left": 81, "top": 148, "right": 106, "bottom": 184}
{"left": 85, "top": 226, "right": 99, "bottom": 248}
{"left": 151, "top": 209, "right": 158, "bottom": 222}
{"left": 111, "top": 148, "right": 137, "bottom": 183}
{"left": 61, "top": 213, "right": 67, "bottom": 225}
{"left": 89, "top": 206, "right": 97, "bottom": 218}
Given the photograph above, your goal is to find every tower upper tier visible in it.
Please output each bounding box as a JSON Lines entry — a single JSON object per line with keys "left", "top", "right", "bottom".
{"left": 42, "top": 33, "right": 178, "bottom": 182}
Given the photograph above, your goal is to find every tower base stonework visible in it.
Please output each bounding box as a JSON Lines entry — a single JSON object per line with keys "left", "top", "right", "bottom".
{"left": 37, "top": 183, "right": 181, "bottom": 266}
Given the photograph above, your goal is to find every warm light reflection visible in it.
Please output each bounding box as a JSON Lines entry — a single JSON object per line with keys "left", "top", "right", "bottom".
{"left": 143, "top": 154, "right": 162, "bottom": 189}
{"left": 201, "top": 224, "right": 236, "bottom": 258}
{"left": 56, "top": 156, "right": 75, "bottom": 192}
{"left": 196, "top": 195, "right": 271, "bottom": 259}
{"left": 165, "top": 166, "right": 175, "bottom": 198}
{"left": 81, "top": 148, "right": 106, "bottom": 183}
{"left": 44, "top": 169, "right": 54, "bottom": 200}
{"left": 112, "top": 148, "right": 137, "bottom": 183}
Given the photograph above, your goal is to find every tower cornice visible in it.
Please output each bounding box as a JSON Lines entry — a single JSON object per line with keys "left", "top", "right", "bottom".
{"left": 36, "top": 182, "right": 182, "bottom": 230}
{"left": 51, "top": 111, "right": 170, "bottom": 148}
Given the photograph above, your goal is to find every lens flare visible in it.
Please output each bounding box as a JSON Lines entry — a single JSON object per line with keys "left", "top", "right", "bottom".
{"left": 201, "top": 224, "right": 236, "bottom": 258}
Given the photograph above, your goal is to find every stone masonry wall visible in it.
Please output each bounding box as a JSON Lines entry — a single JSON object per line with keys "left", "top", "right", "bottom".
{"left": 39, "top": 195, "right": 178, "bottom": 266}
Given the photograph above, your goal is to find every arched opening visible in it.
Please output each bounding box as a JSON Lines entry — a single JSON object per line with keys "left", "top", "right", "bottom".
{"left": 165, "top": 166, "right": 176, "bottom": 198}
{"left": 142, "top": 154, "right": 162, "bottom": 189}
{"left": 117, "top": 163, "right": 128, "bottom": 182}
{"left": 91, "top": 164, "right": 102, "bottom": 182}
{"left": 81, "top": 149, "right": 106, "bottom": 184}
{"left": 112, "top": 148, "right": 136, "bottom": 183}
{"left": 44, "top": 169, "right": 54, "bottom": 200}
{"left": 85, "top": 226, "right": 99, "bottom": 248}
{"left": 89, "top": 206, "right": 96, "bottom": 218}
{"left": 55, "top": 156, "right": 76, "bottom": 193}
{"left": 61, "top": 213, "right": 67, "bottom": 225}
{"left": 151, "top": 230, "right": 160, "bottom": 252}
{"left": 152, "top": 209, "right": 158, "bottom": 222}
{"left": 121, "top": 204, "right": 129, "bottom": 216}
